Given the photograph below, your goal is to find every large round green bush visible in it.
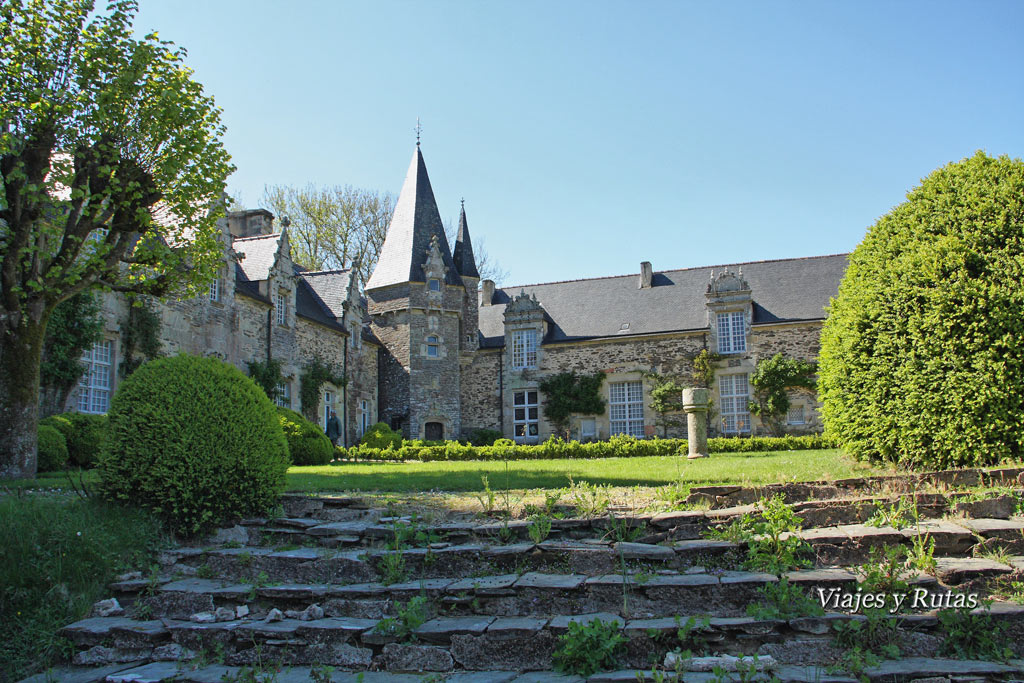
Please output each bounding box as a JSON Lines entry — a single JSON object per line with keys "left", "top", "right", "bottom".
{"left": 819, "top": 152, "right": 1024, "bottom": 469}
{"left": 277, "top": 407, "right": 333, "bottom": 466}
{"left": 41, "top": 413, "right": 107, "bottom": 467}
{"left": 36, "top": 425, "right": 69, "bottom": 472}
{"left": 359, "top": 422, "right": 402, "bottom": 449}
{"left": 97, "top": 354, "right": 290, "bottom": 535}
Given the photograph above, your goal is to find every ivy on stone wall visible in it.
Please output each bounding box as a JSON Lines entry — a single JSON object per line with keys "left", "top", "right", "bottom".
{"left": 299, "top": 356, "right": 346, "bottom": 421}
{"left": 39, "top": 291, "right": 104, "bottom": 417}
{"left": 538, "top": 371, "right": 606, "bottom": 438}
{"left": 644, "top": 371, "right": 686, "bottom": 438}
{"left": 749, "top": 353, "right": 817, "bottom": 437}
{"left": 691, "top": 349, "right": 722, "bottom": 389}
{"left": 120, "top": 297, "right": 162, "bottom": 378}
{"left": 248, "top": 359, "right": 284, "bottom": 403}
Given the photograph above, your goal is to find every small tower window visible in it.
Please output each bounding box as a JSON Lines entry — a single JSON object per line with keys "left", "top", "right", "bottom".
{"left": 208, "top": 277, "right": 220, "bottom": 302}
{"left": 426, "top": 335, "right": 439, "bottom": 357}
{"left": 428, "top": 278, "right": 441, "bottom": 292}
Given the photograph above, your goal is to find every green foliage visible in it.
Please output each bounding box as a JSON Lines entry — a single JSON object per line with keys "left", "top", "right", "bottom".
{"left": 552, "top": 618, "right": 626, "bottom": 676}
{"left": 36, "top": 425, "right": 69, "bottom": 472}
{"left": 39, "top": 292, "right": 104, "bottom": 416}
{"left": 748, "top": 353, "right": 816, "bottom": 436}
{"left": 372, "top": 595, "right": 429, "bottom": 641}
{"left": 359, "top": 422, "right": 403, "bottom": 449}
{"left": 468, "top": 428, "right": 503, "bottom": 446}
{"left": 866, "top": 496, "right": 917, "bottom": 530}
{"left": 97, "top": 354, "right": 290, "bottom": 535}
{"left": 298, "top": 356, "right": 345, "bottom": 422}
{"left": 645, "top": 371, "right": 686, "bottom": 437}
{"left": 0, "top": 497, "right": 164, "bottom": 681}
{"left": 42, "top": 412, "right": 109, "bottom": 468}
{"left": 857, "top": 546, "right": 909, "bottom": 607}
{"left": 937, "top": 604, "right": 1012, "bottom": 661}
{"left": 568, "top": 478, "right": 611, "bottom": 518}
{"left": 247, "top": 359, "right": 284, "bottom": 403}
{"left": 819, "top": 152, "right": 1024, "bottom": 469}
{"left": 527, "top": 513, "right": 552, "bottom": 544}
{"left": 714, "top": 494, "right": 812, "bottom": 575}
{"left": 746, "top": 577, "right": 824, "bottom": 619}
{"left": 832, "top": 609, "right": 901, "bottom": 669}
{"left": 691, "top": 349, "right": 722, "bottom": 389}
{"left": 276, "top": 407, "right": 333, "bottom": 466}
{"left": 119, "top": 297, "right": 162, "bottom": 378}
{"left": 539, "top": 371, "right": 607, "bottom": 437}
{"left": 345, "top": 433, "right": 836, "bottom": 462}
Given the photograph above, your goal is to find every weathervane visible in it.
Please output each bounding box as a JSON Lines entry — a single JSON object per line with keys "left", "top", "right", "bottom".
{"left": 460, "top": 197, "right": 465, "bottom": 210}
{"left": 415, "top": 117, "right": 422, "bottom": 146}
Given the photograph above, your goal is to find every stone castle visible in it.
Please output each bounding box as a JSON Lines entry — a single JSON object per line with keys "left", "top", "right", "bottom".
{"left": 73, "top": 145, "right": 847, "bottom": 446}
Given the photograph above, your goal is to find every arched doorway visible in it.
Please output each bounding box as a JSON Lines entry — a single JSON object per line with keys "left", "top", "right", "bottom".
{"left": 424, "top": 421, "right": 444, "bottom": 441}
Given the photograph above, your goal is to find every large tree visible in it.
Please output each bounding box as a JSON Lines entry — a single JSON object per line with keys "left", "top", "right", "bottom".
{"left": 818, "top": 152, "right": 1024, "bottom": 469}
{"left": 0, "top": 0, "right": 233, "bottom": 478}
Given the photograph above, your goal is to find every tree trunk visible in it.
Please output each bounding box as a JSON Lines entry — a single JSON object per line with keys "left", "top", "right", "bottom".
{"left": 0, "top": 311, "right": 47, "bottom": 479}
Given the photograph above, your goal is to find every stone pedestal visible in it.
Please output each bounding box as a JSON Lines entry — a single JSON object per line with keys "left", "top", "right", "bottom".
{"left": 682, "top": 388, "right": 709, "bottom": 460}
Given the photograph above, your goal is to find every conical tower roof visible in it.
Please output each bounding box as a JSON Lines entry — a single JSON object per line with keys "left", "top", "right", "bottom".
{"left": 366, "top": 147, "right": 463, "bottom": 290}
{"left": 452, "top": 202, "right": 480, "bottom": 279}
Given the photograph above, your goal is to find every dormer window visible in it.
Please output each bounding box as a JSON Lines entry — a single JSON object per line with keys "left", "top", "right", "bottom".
{"left": 426, "top": 335, "right": 439, "bottom": 357}
{"left": 512, "top": 329, "right": 538, "bottom": 369}
{"left": 717, "top": 311, "right": 746, "bottom": 354}
{"left": 428, "top": 278, "right": 441, "bottom": 292}
{"left": 274, "top": 291, "right": 288, "bottom": 325}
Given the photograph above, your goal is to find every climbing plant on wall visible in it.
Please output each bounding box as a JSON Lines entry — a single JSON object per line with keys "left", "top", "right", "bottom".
{"left": 538, "top": 371, "right": 607, "bottom": 439}
{"left": 120, "top": 297, "right": 163, "bottom": 378}
{"left": 691, "top": 349, "right": 722, "bottom": 389}
{"left": 299, "top": 357, "right": 347, "bottom": 421}
{"left": 644, "top": 371, "right": 686, "bottom": 438}
{"left": 248, "top": 359, "right": 284, "bottom": 403}
{"left": 39, "top": 292, "right": 105, "bottom": 417}
{"left": 749, "top": 353, "right": 817, "bottom": 437}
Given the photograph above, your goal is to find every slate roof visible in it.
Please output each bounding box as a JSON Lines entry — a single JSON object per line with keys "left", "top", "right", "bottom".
{"left": 233, "top": 233, "right": 282, "bottom": 282}
{"left": 452, "top": 204, "right": 480, "bottom": 279}
{"left": 477, "top": 254, "right": 848, "bottom": 348}
{"left": 299, "top": 269, "right": 353, "bottom": 320}
{"left": 365, "top": 147, "right": 463, "bottom": 290}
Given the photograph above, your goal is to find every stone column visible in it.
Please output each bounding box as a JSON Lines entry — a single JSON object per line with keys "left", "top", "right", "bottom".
{"left": 682, "top": 388, "right": 709, "bottom": 459}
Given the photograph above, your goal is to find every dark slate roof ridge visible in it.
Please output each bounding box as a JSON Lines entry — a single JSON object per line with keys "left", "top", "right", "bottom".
{"left": 232, "top": 232, "right": 281, "bottom": 243}
{"left": 453, "top": 204, "right": 480, "bottom": 279}
{"left": 300, "top": 267, "right": 353, "bottom": 276}
{"left": 496, "top": 252, "right": 851, "bottom": 291}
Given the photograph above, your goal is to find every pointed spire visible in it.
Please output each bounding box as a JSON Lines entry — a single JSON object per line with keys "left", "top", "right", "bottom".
{"left": 366, "top": 146, "right": 462, "bottom": 291}
{"left": 452, "top": 200, "right": 480, "bottom": 280}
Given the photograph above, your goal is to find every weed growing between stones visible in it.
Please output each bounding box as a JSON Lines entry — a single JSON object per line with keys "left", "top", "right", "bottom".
{"left": 831, "top": 610, "right": 902, "bottom": 679}
{"left": 372, "top": 594, "right": 430, "bottom": 642}
{"left": 604, "top": 514, "right": 644, "bottom": 543}
{"left": 856, "top": 546, "right": 910, "bottom": 600}
{"left": 973, "top": 540, "right": 1013, "bottom": 566}
{"left": 475, "top": 475, "right": 496, "bottom": 515}
{"left": 527, "top": 513, "right": 553, "bottom": 544}
{"left": 567, "top": 477, "right": 611, "bottom": 518}
{"left": 552, "top": 618, "right": 627, "bottom": 676}
{"left": 707, "top": 494, "right": 811, "bottom": 574}
{"left": 937, "top": 601, "right": 1013, "bottom": 661}
{"left": 906, "top": 531, "right": 937, "bottom": 575}
{"left": 746, "top": 577, "right": 824, "bottom": 619}
{"left": 866, "top": 496, "right": 917, "bottom": 530}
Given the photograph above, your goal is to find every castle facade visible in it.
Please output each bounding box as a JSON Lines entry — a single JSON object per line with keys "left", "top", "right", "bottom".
{"left": 71, "top": 146, "right": 846, "bottom": 446}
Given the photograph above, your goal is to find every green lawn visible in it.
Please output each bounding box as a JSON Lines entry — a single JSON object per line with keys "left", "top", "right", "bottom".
{"left": 6, "top": 449, "right": 885, "bottom": 495}
{"left": 286, "top": 449, "right": 883, "bottom": 493}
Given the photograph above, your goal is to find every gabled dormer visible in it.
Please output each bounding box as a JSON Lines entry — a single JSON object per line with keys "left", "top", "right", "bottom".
{"left": 706, "top": 268, "right": 752, "bottom": 355}
{"left": 504, "top": 291, "right": 546, "bottom": 371}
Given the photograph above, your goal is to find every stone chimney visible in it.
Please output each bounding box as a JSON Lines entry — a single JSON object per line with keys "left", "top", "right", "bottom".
{"left": 227, "top": 209, "right": 275, "bottom": 239}
{"left": 639, "top": 261, "right": 653, "bottom": 289}
{"left": 480, "top": 279, "right": 495, "bottom": 306}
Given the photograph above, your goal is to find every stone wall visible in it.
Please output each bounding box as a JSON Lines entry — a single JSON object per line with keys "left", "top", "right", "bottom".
{"left": 460, "top": 348, "right": 502, "bottom": 436}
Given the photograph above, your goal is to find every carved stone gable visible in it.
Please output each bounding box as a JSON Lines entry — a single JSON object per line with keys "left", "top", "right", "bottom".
{"left": 707, "top": 268, "right": 750, "bottom": 296}
{"left": 423, "top": 235, "right": 448, "bottom": 282}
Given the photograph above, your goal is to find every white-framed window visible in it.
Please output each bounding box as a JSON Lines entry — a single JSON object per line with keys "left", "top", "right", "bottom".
{"left": 511, "top": 328, "right": 538, "bottom": 369}
{"left": 428, "top": 278, "right": 441, "bottom": 292}
{"left": 787, "top": 404, "right": 805, "bottom": 425}
{"left": 276, "top": 382, "right": 291, "bottom": 408}
{"left": 78, "top": 341, "right": 112, "bottom": 414}
{"left": 359, "top": 399, "right": 370, "bottom": 437}
{"left": 274, "top": 291, "right": 287, "bottom": 325}
{"left": 208, "top": 277, "right": 220, "bottom": 302}
{"left": 513, "top": 390, "right": 539, "bottom": 442}
{"left": 609, "top": 380, "right": 644, "bottom": 437}
{"left": 720, "top": 373, "right": 751, "bottom": 434}
{"left": 323, "top": 390, "right": 334, "bottom": 427}
{"left": 717, "top": 311, "right": 746, "bottom": 354}
{"left": 426, "top": 335, "right": 439, "bottom": 358}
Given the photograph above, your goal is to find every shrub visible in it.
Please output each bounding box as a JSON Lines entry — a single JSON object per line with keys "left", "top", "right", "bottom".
{"left": 36, "top": 425, "right": 68, "bottom": 472}
{"left": 97, "top": 354, "right": 290, "bottom": 535}
{"left": 468, "top": 428, "right": 503, "bottom": 446}
{"left": 359, "top": 422, "right": 402, "bottom": 450}
{"left": 40, "top": 413, "right": 109, "bottom": 468}
{"left": 552, "top": 618, "right": 626, "bottom": 676}
{"left": 819, "top": 152, "right": 1024, "bottom": 469}
{"left": 277, "top": 407, "right": 333, "bottom": 466}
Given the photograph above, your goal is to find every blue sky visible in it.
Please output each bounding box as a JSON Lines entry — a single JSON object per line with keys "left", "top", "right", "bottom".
{"left": 134, "top": 1, "right": 1023, "bottom": 287}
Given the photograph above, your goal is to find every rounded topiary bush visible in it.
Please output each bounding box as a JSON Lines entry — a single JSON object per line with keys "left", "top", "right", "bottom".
{"left": 36, "top": 425, "right": 69, "bottom": 472}
{"left": 819, "top": 151, "right": 1024, "bottom": 469}
{"left": 98, "top": 354, "right": 290, "bottom": 535}
{"left": 359, "top": 422, "right": 402, "bottom": 449}
{"left": 277, "top": 407, "right": 334, "bottom": 466}
{"left": 65, "top": 413, "right": 108, "bottom": 468}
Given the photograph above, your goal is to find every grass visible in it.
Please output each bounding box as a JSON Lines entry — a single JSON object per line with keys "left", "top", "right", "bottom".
{"left": 7, "top": 449, "right": 883, "bottom": 495}
{"left": 285, "top": 448, "right": 883, "bottom": 493}
{"left": 0, "top": 494, "right": 167, "bottom": 681}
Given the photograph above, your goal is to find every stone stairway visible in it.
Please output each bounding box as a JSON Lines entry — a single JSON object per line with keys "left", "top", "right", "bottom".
{"left": 30, "top": 470, "right": 1024, "bottom": 682}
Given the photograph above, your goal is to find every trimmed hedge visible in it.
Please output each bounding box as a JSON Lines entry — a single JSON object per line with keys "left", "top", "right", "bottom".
{"left": 358, "top": 422, "right": 402, "bottom": 450}
{"left": 342, "top": 433, "right": 835, "bottom": 462}
{"left": 277, "top": 407, "right": 334, "bottom": 466}
{"left": 97, "top": 354, "right": 290, "bottom": 535}
{"left": 41, "top": 413, "right": 108, "bottom": 468}
{"left": 36, "top": 425, "right": 69, "bottom": 472}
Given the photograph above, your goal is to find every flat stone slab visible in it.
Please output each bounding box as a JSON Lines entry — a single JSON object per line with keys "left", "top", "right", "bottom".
{"left": 60, "top": 617, "right": 166, "bottom": 644}
{"left": 385, "top": 578, "right": 454, "bottom": 593}
{"left": 103, "top": 662, "right": 185, "bottom": 682}
{"left": 935, "top": 556, "right": 1013, "bottom": 583}
{"left": 836, "top": 524, "right": 904, "bottom": 544}
{"left": 19, "top": 662, "right": 142, "bottom": 683}
{"left": 486, "top": 616, "right": 549, "bottom": 635}
{"left": 798, "top": 527, "right": 850, "bottom": 544}
{"left": 256, "top": 583, "right": 330, "bottom": 599}
{"left": 650, "top": 510, "right": 706, "bottom": 528}
{"left": 548, "top": 612, "right": 623, "bottom": 630}
{"left": 514, "top": 572, "right": 587, "bottom": 589}
{"left": 276, "top": 517, "right": 322, "bottom": 529}
{"left": 414, "top": 616, "right": 494, "bottom": 643}
{"left": 612, "top": 542, "right": 675, "bottom": 561}
{"left": 866, "top": 657, "right": 1022, "bottom": 677}
{"left": 329, "top": 582, "right": 387, "bottom": 598}
{"left": 510, "top": 673, "right": 585, "bottom": 682}
{"left": 445, "top": 673, "right": 519, "bottom": 683}
{"left": 448, "top": 574, "right": 519, "bottom": 593}
{"left": 640, "top": 573, "right": 719, "bottom": 587}
{"left": 718, "top": 570, "right": 778, "bottom": 585}
{"left": 955, "top": 517, "right": 1024, "bottom": 538}
{"left": 306, "top": 521, "right": 370, "bottom": 536}
{"left": 264, "top": 547, "right": 323, "bottom": 560}
{"left": 159, "top": 578, "right": 250, "bottom": 598}
{"left": 483, "top": 542, "right": 535, "bottom": 557}
{"left": 784, "top": 568, "right": 857, "bottom": 585}
{"left": 673, "top": 539, "right": 740, "bottom": 554}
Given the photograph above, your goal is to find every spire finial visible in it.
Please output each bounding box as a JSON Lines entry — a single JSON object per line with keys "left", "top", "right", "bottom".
{"left": 460, "top": 197, "right": 465, "bottom": 210}
{"left": 415, "top": 117, "right": 422, "bottom": 147}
